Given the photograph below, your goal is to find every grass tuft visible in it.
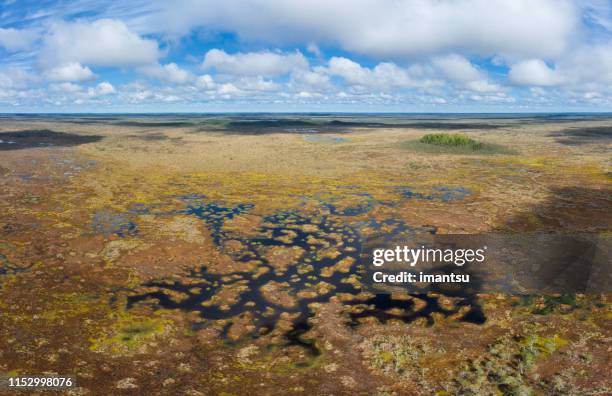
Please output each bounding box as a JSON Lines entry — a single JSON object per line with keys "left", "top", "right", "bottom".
{"left": 420, "top": 133, "right": 477, "bottom": 146}
{"left": 403, "top": 133, "right": 515, "bottom": 155}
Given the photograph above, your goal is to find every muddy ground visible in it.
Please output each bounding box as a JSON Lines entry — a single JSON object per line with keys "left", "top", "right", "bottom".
{"left": 0, "top": 115, "right": 610, "bottom": 395}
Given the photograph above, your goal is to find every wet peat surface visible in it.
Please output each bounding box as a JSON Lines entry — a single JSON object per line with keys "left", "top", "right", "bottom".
{"left": 549, "top": 126, "right": 612, "bottom": 145}
{"left": 0, "top": 249, "right": 33, "bottom": 275}
{"left": 126, "top": 188, "right": 484, "bottom": 355}
{"left": 0, "top": 130, "right": 103, "bottom": 150}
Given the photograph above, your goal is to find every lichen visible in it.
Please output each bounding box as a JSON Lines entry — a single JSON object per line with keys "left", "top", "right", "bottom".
{"left": 452, "top": 331, "right": 568, "bottom": 396}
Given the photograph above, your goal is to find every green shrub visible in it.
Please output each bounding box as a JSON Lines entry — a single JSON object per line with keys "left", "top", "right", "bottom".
{"left": 403, "top": 133, "right": 515, "bottom": 155}
{"left": 420, "top": 133, "right": 478, "bottom": 147}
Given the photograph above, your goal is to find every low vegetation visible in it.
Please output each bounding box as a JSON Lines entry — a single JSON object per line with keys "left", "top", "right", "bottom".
{"left": 404, "top": 133, "right": 515, "bottom": 154}
{"left": 420, "top": 133, "right": 477, "bottom": 146}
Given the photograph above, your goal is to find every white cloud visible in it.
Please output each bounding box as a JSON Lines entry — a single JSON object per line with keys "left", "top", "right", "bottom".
{"left": 150, "top": 0, "right": 577, "bottom": 59}
{"left": 131, "top": 90, "right": 153, "bottom": 102}
{"left": 163, "top": 95, "right": 181, "bottom": 102}
{"left": 583, "top": 91, "right": 601, "bottom": 100}
{"left": 195, "top": 74, "right": 216, "bottom": 90}
{"left": 530, "top": 87, "right": 547, "bottom": 96}
{"left": 49, "top": 82, "right": 82, "bottom": 92}
{"left": 430, "top": 54, "right": 502, "bottom": 93}
{"left": 326, "top": 55, "right": 499, "bottom": 94}
{"left": 558, "top": 43, "right": 612, "bottom": 86}
{"left": 217, "top": 83, "right": 240, "bottom": 95}
{"left": 469, "top": 92, "right": 514, "bottom": 103}
{"left": 327, "top": 57, "right": 438, "bottom": 91}
{"left": 306, "top": 43, "right": 322, "bottom": 57}
{"left": 289, "top": 67, "right": 331, "bottom": 91}
{"left": 46, "top": 62, "right": 94, "bottom": 82}
{"left": 0, "top": 27, "right": 38, "bottom": 51}
{"left": 0, "top": 67, "right": 38, "bottom": 89}
{"left": 127, "top": 89, "right": 185, "bottom": 103}
{"left": 41, "top": 19, "right": 160, "bottom": 67}
{"left": 47, "top": 81, "right": 115, "bottom": 102}
{"left": 327, "top": 57, "right": 372, "bottom": 85}
{"left": 195, "top": 72, "right": 278, "bottom": 94}
{"left": 141, "top": 63, "right": 193, "bottom": 84}
{"left": 509, "top": 42, "right": 612, "bottom": 90}
{"left": 0, "top": 1, "right": 610, "bottom": 110}
{"left": 94, "top": 81, "right": 115, "bottom": 95}
{"left": 464, "top": 80, "right": 501, "bottom": 93}
{"left": 232, "top": 76, "right": 279, "bottom": 92}
{"left": 202, "top": 49, "right": 308, "bottom": 76}
{"left": 432, "top": 55, "right": 481, "bottom": 82}
{"left": 509, "top": 59, "right": 563, "bottom": 86}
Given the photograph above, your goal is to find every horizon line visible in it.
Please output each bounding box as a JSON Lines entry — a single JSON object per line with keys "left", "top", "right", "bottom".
{"left": 1, "top": 111, "right": 612, "bottom": 116}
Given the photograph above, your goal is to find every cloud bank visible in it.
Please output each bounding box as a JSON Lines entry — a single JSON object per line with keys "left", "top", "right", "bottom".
{"left": 0, "top": 0, "right": 610, "bottom": 111}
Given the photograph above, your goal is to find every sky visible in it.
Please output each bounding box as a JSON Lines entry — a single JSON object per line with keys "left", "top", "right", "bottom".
{"left": 0, "top": 0, "right": 611, "bottom": 113}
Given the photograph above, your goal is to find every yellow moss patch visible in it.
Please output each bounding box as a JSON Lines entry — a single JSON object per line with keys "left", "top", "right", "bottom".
{"left": 89, "top": 311, "right": 172, "bottom": 356}
{"left": 519, "top": 334, "right": 567, "bottom": 369}
{"left": 502, "top": 156, "right": 552, "bottom": 169}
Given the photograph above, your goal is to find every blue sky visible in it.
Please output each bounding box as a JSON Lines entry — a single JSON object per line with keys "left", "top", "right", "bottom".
{"left": 0, "top": 0, "right": 611, "bottom": 112}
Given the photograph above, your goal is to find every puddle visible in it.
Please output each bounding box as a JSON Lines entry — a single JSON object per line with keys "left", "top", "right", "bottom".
{"left": 0, "top": 244, "right": 31, "bottom": 276}
{"left": 302, "top": 135, "right": 348, "bottom": 144}
{"left": 394, "top": 186, "right": 471, "bottom": 201}
{"left": 317, "top": 192, "right": 375, "bottom": 216}
{"left": 287, "top": 128, "right": 319, "bottom": 133}
{"left": 180, "top": 195, "right": 254, "bottom": 245}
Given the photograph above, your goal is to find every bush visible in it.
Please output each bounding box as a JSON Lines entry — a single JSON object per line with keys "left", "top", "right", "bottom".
{"left": 419, "top": 133, "right": 478, "bottom": 147}
{"left": 403, "top": 133, "right": 515, "bottom": 155}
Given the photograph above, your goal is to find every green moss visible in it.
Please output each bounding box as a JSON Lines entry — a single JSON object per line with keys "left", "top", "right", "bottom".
{"left": 516, "top": 294, "right": 579, "bottom": 315}
{"left": 533, "top": 294, "right": 578, "bottom": 315}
